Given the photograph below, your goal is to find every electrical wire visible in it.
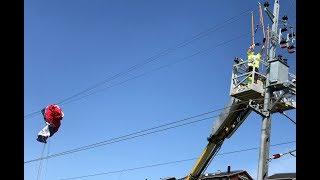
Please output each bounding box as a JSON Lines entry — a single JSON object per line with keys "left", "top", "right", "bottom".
{"left": 26, "top": 97, "right": 281, "bottom": 165}
{"left": 60, "top": 33, "right": 250, "bottom": 105}
{"left": 25, "top": 97, "right": 280, "bottom": 164}
{"left": 289, "top": 149, "right": 296, "bottom": 157}
{"left": 59, "top": 141, "right": 295, "bottom": 180}
{"left": 269, "top": 149, "right": 296, "bottom": 162}
{"left": 24, "top": 7, "right": 256, "bottom": 120}
{"left": 280, "top": 111, "right": 296, "bottom": 125}
{"left": 24, "top": 4, "right": 296, "bottom": 179}
{"left": 25, "top": 107, "right": 248, "bottom": 164}
{"left": 55, "top": 8, "right": 254, "bottom": 105}
{"left": 289, "top": 0, "right": 296, "bottom": 16}
{"left": 25, "top": 98, "right": 265, "bottom": 164}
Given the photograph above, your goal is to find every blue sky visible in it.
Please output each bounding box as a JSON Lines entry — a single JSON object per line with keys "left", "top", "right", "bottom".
{"left": 24, "top": 0, "right": 296, "bottom": 180}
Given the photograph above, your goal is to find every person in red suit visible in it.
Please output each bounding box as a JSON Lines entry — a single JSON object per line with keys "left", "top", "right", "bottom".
{"left": 37, "top": 104, "right": 64, "bottom": 143}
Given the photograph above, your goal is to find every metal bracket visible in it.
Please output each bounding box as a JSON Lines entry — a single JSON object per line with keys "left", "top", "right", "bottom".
{"left": 269, "top": 89, "right": 290, "bottom": 111}
{"left": 270, "top": 32, "right": 279, "bottom": 45}
{"left": 249, "top": 100, "right": 269, "bottom": 117}
{"left": 284, "top": 81, "right": 296, "bottom": 95}
{"left": 226, "top": 107, "right": 251, "bottom": 138}
{"left": 264, "top": 7, "right": 274, "bottom": 23}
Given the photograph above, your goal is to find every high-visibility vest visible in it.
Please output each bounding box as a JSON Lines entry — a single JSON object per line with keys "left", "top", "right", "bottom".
{"left": 253, "top": 53, "right": 261, "bottom": 68}
{"left": 247, "top": 51, "right": 261, "bottom": 68}
{"left": 247, "top": 51, "right": 255, "bottom": 67}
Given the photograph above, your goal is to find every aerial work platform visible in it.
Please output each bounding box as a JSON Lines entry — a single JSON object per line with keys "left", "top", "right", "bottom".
{"left": 230, "top": 59, "right": 266, "bottom": 102}
{"left": 168, "top": 2, "right": 297, "bottom": 178}
{"left": 230, "top": 58, "right": 295, "bottom": 113}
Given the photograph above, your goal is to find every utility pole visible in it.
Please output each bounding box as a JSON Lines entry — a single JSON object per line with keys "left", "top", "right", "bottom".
{"left": 257, "top": 0, "right": 280, "bottom": 179}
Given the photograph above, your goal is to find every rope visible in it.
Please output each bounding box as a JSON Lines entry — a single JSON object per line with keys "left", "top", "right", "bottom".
{"left": 36, "top": 143, "right": 47, "bottom": 180}
{"left": 42, "top": 139, "right": 51, "bottom": 180}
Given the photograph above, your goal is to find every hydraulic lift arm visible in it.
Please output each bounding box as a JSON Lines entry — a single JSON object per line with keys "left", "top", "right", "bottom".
{"left": 185, "top": 97, "right": 252, "bottom": 180}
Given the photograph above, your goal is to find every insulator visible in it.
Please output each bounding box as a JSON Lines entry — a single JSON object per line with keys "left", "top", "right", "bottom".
{"left": 282, "top": 15, "right": 288, "bottom": 21}
{"left": 287, "top": 45, "right": 296, "bottom": 53}
{"left": 280, "top": 39, "right": 287, "bottom": 48}
{"left": 281, "top": 27, "right": 287, "bottom": 33}
{"left": 273, "top": 154, "right": 281, "bottom": 159}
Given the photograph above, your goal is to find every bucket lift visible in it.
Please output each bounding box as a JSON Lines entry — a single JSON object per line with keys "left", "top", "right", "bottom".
{"left": 230, "top": 58, "right": 267, "bottom": 102}
{"left": 230, "top": 54, "right": 295, "bottom": 114}
{"left": 230, "top": 4, "right": 270, "bottom": 102}
{"left": 231, "top": 8, "right": 295, "bottom": 113}
{"left": 166, "top": 2, "right": 296, "bottom": 179}
{"left": 173, "top": 55, "right": 296, "bottom": 180}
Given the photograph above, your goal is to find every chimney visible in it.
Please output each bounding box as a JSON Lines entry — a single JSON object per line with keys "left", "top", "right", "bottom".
{"left": 227, "top": 166, "right": 231, "bottom": 173}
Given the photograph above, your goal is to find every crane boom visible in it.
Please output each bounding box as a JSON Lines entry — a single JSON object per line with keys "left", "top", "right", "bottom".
{"left": 185, "top": 97, "right": 252, "bottom": 180}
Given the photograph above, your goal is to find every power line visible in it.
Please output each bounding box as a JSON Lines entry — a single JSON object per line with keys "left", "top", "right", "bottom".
{"left": 279, "top": 111, "right": 296, "bottom": 125}
{"left": 59, "top": 141, "right": 295, "bottom": 180}
{"left": 26, "top": 98, "right": 280, "bottom": 164}
{"left": 289, "top": 150, "right": 296, "bottom": 157}
{"left": 25, "top": 98, "right": 267, "bottom": 164}
{"left": 269, "top": 149, "right": 296, "bottom": 161}
{"left": 25, "top": 107, "right": 248, "bottom": 164}
{"left": 60, "top": 33, "right": 250, "bottom": 106}
{"left": 55, "top": 8, "right": 253, "bottom": 105}
{"left": 24, "top": 7, "right": 255, "bottom": 120}
{"left": 23, "top": 32, "right": 246, "bottom": 120}
{"left": 289, "top": 0, "right": 296, "bottom": 12}
{"left": 23, "top": 31, "right": 244, "bottom": 119}
{"left": 25, "top": 32, "right": 248, "bottom": 119}
{"left": 25, "top": 114, "right": 216, "bottom": 164}
{"left": 25, "top": 98, "right": 280, "bottom": 164}
{"left": 282, "top": 0, "right": 296, "bottom": 20}
{"left": 24, "top": 110, "right": 42, "bottom": 119}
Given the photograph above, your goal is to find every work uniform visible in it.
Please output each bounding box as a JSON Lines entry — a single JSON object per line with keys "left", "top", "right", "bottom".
{"left": 247, "top": 50, "right": 261, "bottom": 85}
